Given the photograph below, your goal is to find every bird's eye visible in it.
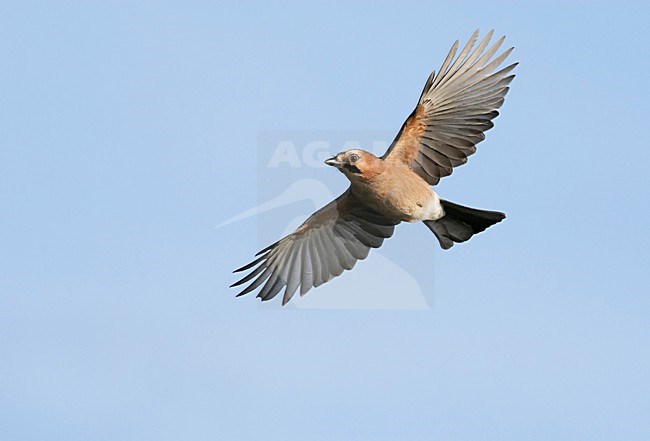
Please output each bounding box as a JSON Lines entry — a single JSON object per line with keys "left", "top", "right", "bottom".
{"left": 349, "top": 154, "right": 359, "bottom": 163}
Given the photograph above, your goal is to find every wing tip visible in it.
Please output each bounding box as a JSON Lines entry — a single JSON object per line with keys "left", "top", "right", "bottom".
{"left": 255, "top": 239, "right": 281, "bottom": 256}
{"left": 232, "top": 265, "right": 246, "bottom": 274}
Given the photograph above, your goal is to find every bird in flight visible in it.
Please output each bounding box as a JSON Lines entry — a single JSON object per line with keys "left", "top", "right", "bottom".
{"left": 232, "top": 30, "right": 517, "bottom": 305}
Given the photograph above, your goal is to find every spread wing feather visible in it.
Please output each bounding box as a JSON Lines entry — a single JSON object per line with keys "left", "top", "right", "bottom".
{"left": 382, "top": 30, "right": 517, "bottom": 185}
{"left": 231, "top": 189, "right": 399, "bottom": 305}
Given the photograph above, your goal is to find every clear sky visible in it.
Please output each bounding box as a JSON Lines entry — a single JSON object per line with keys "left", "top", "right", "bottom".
{"left": 2, "top": 1, "right": 649, "bottom": 440}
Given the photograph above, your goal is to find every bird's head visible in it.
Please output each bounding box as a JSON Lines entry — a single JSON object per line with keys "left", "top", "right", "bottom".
{"left": 324, "top": 149, "right": 382, "bottom": 181}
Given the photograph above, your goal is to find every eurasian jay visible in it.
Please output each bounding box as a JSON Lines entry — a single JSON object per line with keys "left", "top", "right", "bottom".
{"left": 232, "top": 30, "right": 516, "bottom": 305}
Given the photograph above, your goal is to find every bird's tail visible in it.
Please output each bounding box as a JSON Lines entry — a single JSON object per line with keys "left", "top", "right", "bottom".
{"left": 423, "top": 200, "right": 505, "bottom": 250}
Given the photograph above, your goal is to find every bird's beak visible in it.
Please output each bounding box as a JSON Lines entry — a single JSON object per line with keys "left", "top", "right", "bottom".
{"left": 325, "top": 156, "right": 341, "bottom": 167}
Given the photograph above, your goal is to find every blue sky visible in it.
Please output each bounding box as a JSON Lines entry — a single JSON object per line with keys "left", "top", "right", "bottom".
{"left": 2, "top": 1, "right": 649, "bottom": 440}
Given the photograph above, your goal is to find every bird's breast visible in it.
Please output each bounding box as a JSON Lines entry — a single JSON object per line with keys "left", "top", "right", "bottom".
{"left": 351, "top": 167, "right": 444, "bottom": 222}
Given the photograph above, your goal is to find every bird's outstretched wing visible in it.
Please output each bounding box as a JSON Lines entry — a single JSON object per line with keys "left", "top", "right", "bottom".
{"left": 231, "top": 189, "right": 399, "bottom": 305}
{"left": 382, "top": 29, "right": 517, "bottom": 185}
